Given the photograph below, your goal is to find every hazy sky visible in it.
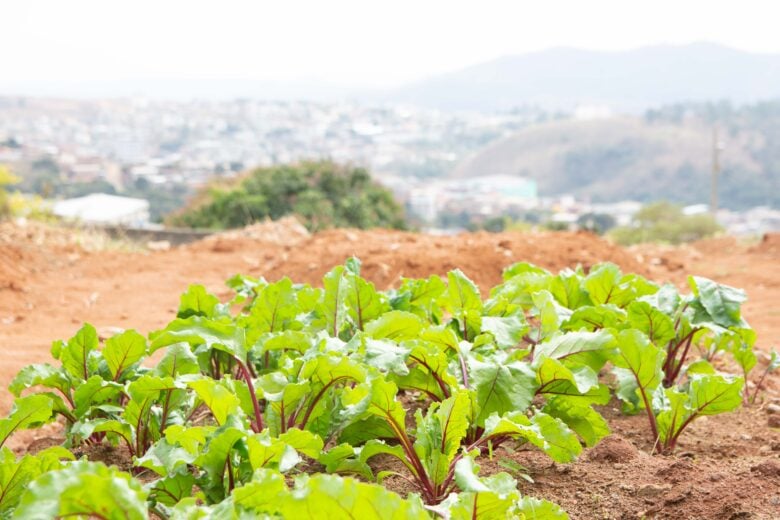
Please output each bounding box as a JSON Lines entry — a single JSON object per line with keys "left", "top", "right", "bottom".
{"left": 3, "top": 0, "right": 780, "bottom": 87}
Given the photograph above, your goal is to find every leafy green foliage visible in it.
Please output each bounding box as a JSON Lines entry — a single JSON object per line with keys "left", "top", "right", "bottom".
{"left": 609, "top": 201, "right": 722, "bottom": 245}
{"left": 13, "top": 460, "right": 148, "bottom": 519}
{"left": 168, "top": 160, "right": 406, "bottom": 231}
{"left": 0, "top": 257, "right": 755, "bottom": 516}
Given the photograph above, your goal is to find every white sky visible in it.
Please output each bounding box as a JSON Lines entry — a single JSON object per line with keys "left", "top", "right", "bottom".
{"left": 2, "top": 0, "right": 779, "bottom": 87}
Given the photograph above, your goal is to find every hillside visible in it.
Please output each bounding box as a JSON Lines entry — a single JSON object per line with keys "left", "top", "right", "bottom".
{"left": 451, "top": 112, "right": 779, "bottom": 209}
{"left": 385, "top": 43, "right": 780, "bottom": 112}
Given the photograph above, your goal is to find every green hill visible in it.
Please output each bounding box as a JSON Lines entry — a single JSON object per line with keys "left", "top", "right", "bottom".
{"left": 451, "top": 104, "right": 780, "bottom": 209}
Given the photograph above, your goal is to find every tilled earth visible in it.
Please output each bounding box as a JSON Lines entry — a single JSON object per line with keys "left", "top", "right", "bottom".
{"left": 1, "top": 221, "right": 778, "bottom": 519}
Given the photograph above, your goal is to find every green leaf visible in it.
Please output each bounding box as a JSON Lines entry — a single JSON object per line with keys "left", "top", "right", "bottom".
{"left": 103, "top": 329, "right": 147, "bottom": 380}
{"left": 550, "top": 269, "right": 590, "bottom": 310}
{"left": 516, "top": 496, "right": 570, "bottom": 519}
{"left": 583, "top": 263, "right": 638, "bottom": 307}
{"left": 345, "top": 258, "right": 390, "bottom": 330}
{"left": 231, "top": 468, "right": 286, "bottom": 512}
{"left": 151, "top": 316, "right": 247, "bottom": 360}
{"left": 245, "top": 429, "right": 323, "bottom": 474}
{"left": 72, "top": 375, "right": 124, "bottom": 417}
{"left": 195, "top": 422, "right": 247, "bottom": 502}
{"left": 245, "top": 277, "right": 300, "bottom": 339}
{"left": 393, "top": 275, "right": 447, "bottom": 322}
{"left": 627, "top": 301, "right": 676, "bottom": 347}
{"left": 8, "top": 363, "right": 71, "bottom": 398}
{"left": 543, "top": 396, "right": 610, "bottom": 447}
{"left": 13, "top": 461, "right": 148, "bottom": 520}
{"left": 319, "top": 444, "right": 373, "bottom": 480}
{"left": 413, "top": 391, "right": 471, "bottom": 485}
{"left": 420, "top": 325, "right": 461, "bottom": 354}
{"left": 449, "top": 458, "right": 520, "bottom": 519}
{"left": 0, "top": 395, "right": 53, "bottom": 449}
{"left": 300, "top": 355, "right": 366, "bottom": 435}
{"left": 394, "top": 340, "right": 458, "bottom": 400}
{"left": 535, "top": 358, "right": 609, "bottom": 405}
{"left": 361, "top": 337, "right": 411, "bottom": 376}
{"left": 689, "top": 276, "right": 746, "bottom": 328}
{"left": 59, "top": 323, "right": 99, "bottom": 381}
{"left": 610, "top": 329, "right": 665, "bottom": 411}
{"left": 0, "top": 447, "right": 73, "bottom": 515}
{"left": 480, "top": 315, "right": 528, "bottom": 349}
{"left": 534, "top": 330, "right": 616, "bottom": 372}
{"left": 259, "top": 330, "right": 313, "bottom": 355}
{"left": 155, "top": 343, "right": 201, "bottom": 378}
{"left": 470, "top": 359, "right": 537, "bottom": 426}
{"left": 583, "top": 263, "right": 621, "bottom": 305}
{"left": 277, "top": 428, "right": 324, "bottom": 460}
{"left": 136, "top": 437, "right": 199, "bottom": 476}
{"left": 148, "top": 473, "right": 196, "bottom": 507}
{"left": 346, "top": 377, "right": 406, "bottom": 435}
{"left": 364, "top": 311, "right": 425, "bottom": 341}
{"left": 178, "top": 284, "right": 221, "bottom": 319}
{"left": 769, "top": 350, "right": 780, "bottom": 373}
{"left": 532, "top": 290, "right": 573, "bottom": 340}
{"left": 563, "top": 305, "right": 626, "bottom": 332}
{"left": 441, "top": 270, "right": 483, "bottom": 341}
{"left": 278, "top": 474, "right": 430, "bottom": 519}
{"left": 483, "top": 412, "right": 582, "bottom": 463}
{"left": 358, "top": 439, "right": 416, "bottom": 476}
{"left": 0, "top": 450, "right": 42, "bottom": 514}
{"left": 657, "top": 375, "right": 744, "bottom": 447}
{"left": 318, "top": 265, "right": 349, "bottom": 337}
{"left": 189, "top": 379, "right": 242, "bottom": 426}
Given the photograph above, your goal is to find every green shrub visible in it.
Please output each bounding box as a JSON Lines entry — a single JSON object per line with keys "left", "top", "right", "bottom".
{"left": 0, "top": 165, "right": 20, "bottom": 219}
{"left": 609, "top": 201, "right": 721, "bottom": 245}
{"left": 169, "top": 161, "right": 406, "bottom": 231}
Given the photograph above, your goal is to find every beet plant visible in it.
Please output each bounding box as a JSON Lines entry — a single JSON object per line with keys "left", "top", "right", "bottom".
{"left": 0, "top": 257, "right": 757, "bottom": 518}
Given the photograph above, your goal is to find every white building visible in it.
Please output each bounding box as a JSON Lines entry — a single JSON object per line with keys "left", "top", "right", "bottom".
{"left": 53, "top": 194, "right": 150, "bottom": 227}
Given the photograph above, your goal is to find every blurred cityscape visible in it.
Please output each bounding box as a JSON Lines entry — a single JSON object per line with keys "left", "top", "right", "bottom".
{"left": 1, "top": 95, "right": 778, "bottom": 235}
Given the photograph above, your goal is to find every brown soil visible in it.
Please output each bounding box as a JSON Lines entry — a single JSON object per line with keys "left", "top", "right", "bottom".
{"left": 1, "top": 221, "right": 778, "bottom": 519}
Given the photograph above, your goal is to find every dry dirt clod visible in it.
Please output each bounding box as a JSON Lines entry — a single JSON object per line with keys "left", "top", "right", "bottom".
{"left": 750, "top": 459, "right": 780, "bottom": 477}
{"left": 637, "top": 483, "right": 671, "bottom": 498}
{"left": 768, "top": 415, "right": 780, "bottom": 428}
{"left": 664, "top": 488, "right": 691, "bottom": 505}
{"left": 765, "top": 403, "right": 780, "bottom": 415}
{"left": 587, "top": 435, "right": 639, "bottom": 463}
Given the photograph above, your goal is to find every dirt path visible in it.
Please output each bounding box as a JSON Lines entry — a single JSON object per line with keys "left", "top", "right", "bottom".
{"left": 1, "top": 223, "right": 778, "bottom": 518}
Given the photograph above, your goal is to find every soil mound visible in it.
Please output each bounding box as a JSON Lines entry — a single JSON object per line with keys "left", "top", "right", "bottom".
{"left": 188, "top": 216, "right": 310, "bottom": 253}
{"left": 587, "top": 435, "right": 640, "bottom": 462}
{"left": 191, "top": 228, "right": 648, "bottom": 290}
{"left": 751, "top": 233, "right": 780, "bottom": 257}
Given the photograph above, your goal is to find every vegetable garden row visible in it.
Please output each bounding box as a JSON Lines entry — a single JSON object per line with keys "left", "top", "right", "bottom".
{"left": 0, "top": 258, "right": 769, "bottom": 519}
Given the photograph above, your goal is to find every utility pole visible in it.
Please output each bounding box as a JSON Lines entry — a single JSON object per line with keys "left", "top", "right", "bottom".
{"left": 711, "top": 127, "right": 720, "bottom": 215}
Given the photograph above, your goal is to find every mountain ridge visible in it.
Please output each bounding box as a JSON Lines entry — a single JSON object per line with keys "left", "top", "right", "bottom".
{"left": 381, "top": 42, "right": 780, "bottom": 112}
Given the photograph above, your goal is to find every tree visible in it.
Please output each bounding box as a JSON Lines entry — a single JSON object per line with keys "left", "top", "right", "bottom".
{"left": 168, "top": 161, "right": 406, "bottom": 231}
{"left": 577, "top": 213, "right": 616, "bottom": 235}
{"left": 609, "top": 201, "right": 721, "bottom": 245}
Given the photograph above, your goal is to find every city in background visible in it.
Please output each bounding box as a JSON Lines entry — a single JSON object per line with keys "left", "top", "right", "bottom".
{"left": 2, "top": 2, "right": 780, "bottom": 238}
{"left": 2, "top": 91, "right": 779, "bottom": 237}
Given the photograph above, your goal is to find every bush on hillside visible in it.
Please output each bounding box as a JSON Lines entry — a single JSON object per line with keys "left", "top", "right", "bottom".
{"left": 609, "top": 201, "right": 721, "bottom": 245}
{"left": 0, "top": 165, "right": 20, "bottom": 218}
{"left": 168, "top": 161, "right": 406, "bottom": 231}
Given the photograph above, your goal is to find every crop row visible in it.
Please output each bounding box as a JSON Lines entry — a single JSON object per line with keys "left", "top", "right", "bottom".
{"left": 0, "top": 259, "right": 770, "bottom": 519}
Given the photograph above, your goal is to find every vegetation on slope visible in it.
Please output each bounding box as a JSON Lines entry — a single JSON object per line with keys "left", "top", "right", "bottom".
{"left": 609, "top": 202, "right": 722, "bottom": 245}
{"left": 452, "top": 101, "right": 780, "bottom": 210}
{"left": 169, "top": 161, "right": 406, "bottom": 231}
